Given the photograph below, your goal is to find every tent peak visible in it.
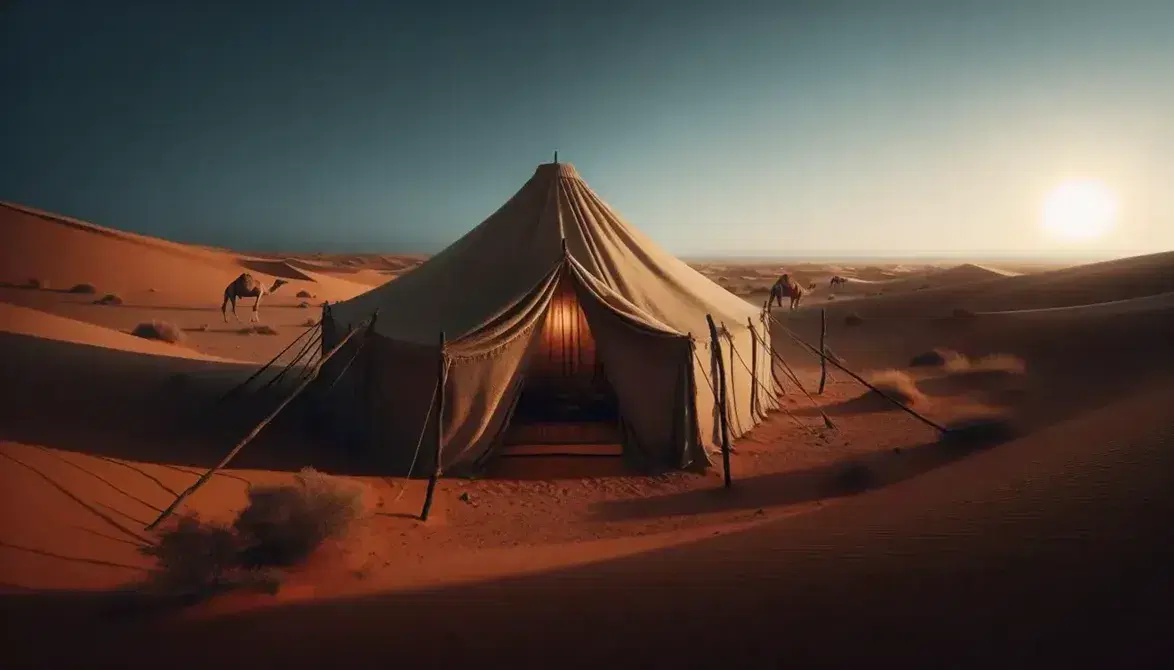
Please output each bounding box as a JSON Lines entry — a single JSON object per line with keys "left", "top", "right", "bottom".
{"left": 535, "top": 161, "right": 581, "bottom": 181}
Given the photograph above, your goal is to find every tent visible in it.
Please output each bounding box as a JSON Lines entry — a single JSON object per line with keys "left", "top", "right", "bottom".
{"left": 314, "top": 161, "right": 780, "bottom": 477}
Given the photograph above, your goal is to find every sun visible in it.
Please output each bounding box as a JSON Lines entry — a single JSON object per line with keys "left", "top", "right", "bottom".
{"left": 1041, "top": 179, "right": 1118, "bottom": 241}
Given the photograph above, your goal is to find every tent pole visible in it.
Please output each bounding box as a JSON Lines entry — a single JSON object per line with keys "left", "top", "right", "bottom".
{"left": 420, "top": 331, "right": 447, "bottom": 521}
{"left": 819, "top": 308, "right": 828, "bottom": 394}
{"left": 747, "top": 317, "right": 760, "bottom": 419}
{"left": 145, "top": 311, "right": 377, "bottom": 531}
{"left": 706, "top": 314, "right": 732, "bottom": 489}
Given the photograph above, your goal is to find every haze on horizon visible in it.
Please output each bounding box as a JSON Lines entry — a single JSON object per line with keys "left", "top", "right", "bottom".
{"left": 3, "top": 1, "right": 1172, "bottom": 262}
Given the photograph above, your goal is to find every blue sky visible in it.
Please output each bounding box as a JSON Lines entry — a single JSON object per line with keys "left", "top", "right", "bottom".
{"left": 3, "top": 0, "right": 1172, "bottom": 259}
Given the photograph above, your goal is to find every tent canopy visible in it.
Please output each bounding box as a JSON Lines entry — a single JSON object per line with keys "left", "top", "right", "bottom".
{"left": 322, "top": 161, "right": 778, "bottom": 475}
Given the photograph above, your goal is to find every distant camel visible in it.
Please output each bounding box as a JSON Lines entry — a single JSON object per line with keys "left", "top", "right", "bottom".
{"left": 829, "top": 275, "right": 848, "bottom": 289}
{"left": 771, "top": 273, "right": 806, "bottom": 311}
{"left": 222, "top": 273, "right": 288, "bottom": 322}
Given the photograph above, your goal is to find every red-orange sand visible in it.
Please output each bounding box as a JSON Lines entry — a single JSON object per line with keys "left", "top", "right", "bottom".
{"left": 1, "top": 202, "right": 1172, "bottom": 667}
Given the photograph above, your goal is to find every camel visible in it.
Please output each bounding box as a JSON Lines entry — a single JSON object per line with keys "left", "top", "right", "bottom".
{"left": 222, "top": 273, "right": 288, "bottom": 322}
{"left": 770, "top": 273, "right": 805, "bottom": 311}
{"left": 829, "top": 275, "right": 848, "bottom": 289}
{"left": 807, "top": 282, "right": 818, "bottom": 291}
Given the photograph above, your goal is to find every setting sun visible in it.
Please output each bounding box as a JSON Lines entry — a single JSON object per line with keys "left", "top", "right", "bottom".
{"left": 1041, "top": 179, "right": 1119, "bottom": 241}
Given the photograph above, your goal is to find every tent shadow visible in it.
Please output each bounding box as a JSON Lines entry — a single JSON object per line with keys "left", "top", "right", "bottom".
{"left": 0, "top": 331, "right": 355, "bottom": 475}
{"left": 590, "top": 433, "right": 1003, "bottom": 523}
{"left": 793, "top": 392, "right": 903, "bottom": 418}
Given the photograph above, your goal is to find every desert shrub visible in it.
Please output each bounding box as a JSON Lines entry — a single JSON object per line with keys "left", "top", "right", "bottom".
{"left": 69, "top": 283, "right": 97, "bottom": 294}
{"left": 94, "top": 293, "right": 123, "bottom": 305}
{"left": 234, "top": 468, "right": 370, "bottom": 568}
{"left": 302, "top": 318, "right": 319, "bottom": 327}
{"left": 141, "top": 515, "right": 242, "bottom": 594}
{"left": 827, "top": 295, "right": 836, "bottom": 301}
{"left": 959, "top": 353, "right": 1025, "bottom": 375}
{"left": 238, "top": 324, "right": 279, "bottom": 335}
{"left": 142, "top": 468, "right": 369, "bottom": 598}
{"left": 909, "top": 347, "right": 965, "bottom": 368}
{"left": 952, "top": 307, "right": 977, "bottom": 319}
{"left": 296, "top": 290, "right": 314, "bottom": 298}
{"left": 844, "top": 312, "right": 864, "bottom": 326}
{"left": 866, "top": 369, "right": 926, "bottom": 406}
{"left": 25, "top": 278, "right": 44, "bottom": 289}
{"left": 941, "top": 412, "right": 1018, "bottom": 449}
{"left": 132, "top": 320, "right": 185, "bottom": 343}
{"left": 298, "top": 301, "right": 310, "bottom": 308}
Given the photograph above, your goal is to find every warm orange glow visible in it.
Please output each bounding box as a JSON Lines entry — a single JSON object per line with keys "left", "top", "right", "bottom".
{"left": 530, "top": 279, "right": 597, "bottom": 390}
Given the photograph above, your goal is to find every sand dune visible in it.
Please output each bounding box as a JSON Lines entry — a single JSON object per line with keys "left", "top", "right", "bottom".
{"left": 1, "top": 199, "right": 1172, "bottom": 666}
{"left": 804, "top": 250, "right": 1174, "bottom": 317}
{"left": 0, "top": 302, "right": 237, "bottom": 363}
{"left": 15, "top": 368, "right": 1174, "bottom": 668}
{"left": 1, "top": 201, "right": 378, "bottom": 306}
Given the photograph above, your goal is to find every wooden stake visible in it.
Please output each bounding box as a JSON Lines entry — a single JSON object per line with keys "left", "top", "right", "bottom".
{"left": 818, "top": 308, "right": 828, "bottom": 395}
{"left": 767, "top": 314, "right": 949, "bottom": 434}
{"left": 706, "top": 314, "right": 732, "bottom": 489}
{"left": 420, "top": 331, "right": 447, "bottom": 521}
{"left": 747, "top": 317, "right": 759, "bottom": 418}
{"left": 145, "top": 313, "right": 374, "bottom": 531}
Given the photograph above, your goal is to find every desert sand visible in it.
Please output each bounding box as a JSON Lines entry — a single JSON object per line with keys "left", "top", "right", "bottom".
{"left": 2, "top": 200, "right": 1172, "bottom": 667}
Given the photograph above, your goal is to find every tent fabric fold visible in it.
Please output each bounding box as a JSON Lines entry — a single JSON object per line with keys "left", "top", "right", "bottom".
{"left": 317, "top": 161, "right": 779, "bottom": 476}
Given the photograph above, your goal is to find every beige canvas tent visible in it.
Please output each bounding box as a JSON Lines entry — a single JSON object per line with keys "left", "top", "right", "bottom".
{"left": 314, "top": 161, "right": 780, "bottom": 476}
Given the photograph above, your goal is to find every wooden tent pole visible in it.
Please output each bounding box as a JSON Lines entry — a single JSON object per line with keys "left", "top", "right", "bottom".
{"left": 420, "top": 331, "right": 447, "bottom": 521}
{"left": 747, "top": 317, "right": 760, "bottom": 418}
{"left": 211, "top": 322, "right": 319, "bottom": 406}
{"left": 706, "top": 314, "right": 732, "bottom": 489}
{"left": 767, "top": 314, "right": 949, "bottom": 434}
{"left": 818, "top": 308, "right": 828, "bottom": 395}
{"left": 145, "top": 312, "right": 375, "bottom": 531}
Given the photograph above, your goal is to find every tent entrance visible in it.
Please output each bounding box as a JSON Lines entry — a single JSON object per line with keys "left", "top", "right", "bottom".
{"left": 500, "top": 277, "right": 622, "bottom": 457}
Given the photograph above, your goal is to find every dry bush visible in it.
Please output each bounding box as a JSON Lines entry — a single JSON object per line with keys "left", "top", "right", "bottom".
{"left": 238, "top": 325, "right": 279, "bottom": 336}
{"left": 952, "top": 307, "right": 977, "bottom": 319}
{"left": 142, "top": 468, "right": 369, "bottom": 599}
{"left": 958, "top": 353, "right": 1026, "bottom": 375}
{"left": 141, "top": 515, "right": 244, "bottom": 595}
{"left": 302, "top": 318, "right": 319, "bottom": 327}
{"left": 235, "top": 468, "right": 370, "bottom": 568}
{"left": 69, "top": 283, "right": 97, "bottom": 294}
{"left": 844, "top": 313, "right": 864, "bottom": 327}
{"left": 866, "top": 369, "right": 926, "bottom": 406}
{"left": 940, "top": 412, "right": 1018, "bottom": 449}
{"left": 132, "top": 320, "right": 185, "bottom": 344}
{"left": 909, "top": 347, "right": 966, "bottom": 368}
{"left": 827, "top": 295, "right": 836, "bottom": 301}
{"left": 94, "top": 293, "right": 123, "bottom": 305}
{"left": 25, "top": 278, "right": 44, "bottom": 289}
{"left": 296, "top": 290, "right": 314, "bottom": 298}
{"left": 298, "top": 301, "right": 310, "bottom": 308}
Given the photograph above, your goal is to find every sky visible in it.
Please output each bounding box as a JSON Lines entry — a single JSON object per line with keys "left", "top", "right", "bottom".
{"left": 2, "top": 0, "right": 1172, "bottom": 260}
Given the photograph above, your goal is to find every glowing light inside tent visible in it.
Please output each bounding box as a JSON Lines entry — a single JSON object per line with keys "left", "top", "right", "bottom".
{"left": 1041, "top": 179, "right": 1118, "bottom": 241}
{"left": 530, "top": 280, "right": 597, "bottom": 388}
